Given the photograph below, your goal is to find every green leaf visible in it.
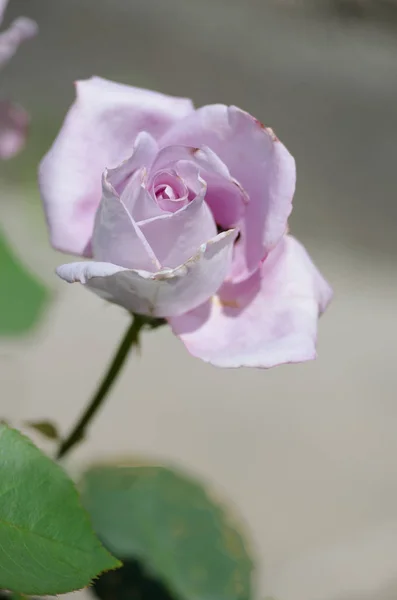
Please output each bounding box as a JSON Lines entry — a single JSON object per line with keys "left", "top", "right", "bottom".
{"left": 0, "top": 426, "right": 121, "bottom": 595}
{"left": 0, "top": 229, "right": 49, "bottom": 335}
{"left": 24, "top": 420, "right": 60, "bottom": 441}
{"left": 82, "top": 463, "right": 254, "bottom": 600}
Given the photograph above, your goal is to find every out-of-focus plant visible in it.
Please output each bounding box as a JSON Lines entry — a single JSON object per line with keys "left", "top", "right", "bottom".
{"left": 1, "top": 1, "right": 109, "bottom": 595}
{"left": 0, "top": 0, "right": 48, "bottom": 337}
{"left": 0, "top": 0, "right": 37, "bottom": 159}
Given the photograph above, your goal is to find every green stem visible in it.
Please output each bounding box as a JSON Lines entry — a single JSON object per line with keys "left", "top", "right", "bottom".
{"left": 56, "top": 315, "right": 144, "bottom": 460}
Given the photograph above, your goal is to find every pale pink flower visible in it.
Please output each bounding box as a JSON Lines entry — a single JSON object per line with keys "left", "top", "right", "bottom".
{"left": 40, "top": 77, "right": 332, "bottom": 368}
{"left": 0, "top": 0, "right": 37, "bottom": 159}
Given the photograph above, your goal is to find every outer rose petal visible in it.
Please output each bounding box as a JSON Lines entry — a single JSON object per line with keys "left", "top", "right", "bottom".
{"left": 56, "top": 229, "right": 237, "bottom": 318}
{"left": 0, "top": 16, "right": 37, "bottom": 68}
{"left": 169, "top": 236, "right": 332, "bottom": 368}
{"left": 160, "top": 105, "right": 295, "bottom": 280}
{"left": 0, "top": 101, "right": 28, "bottom": 159}
{"left": 39, "top": 77, "right": 194, "bottom": 256}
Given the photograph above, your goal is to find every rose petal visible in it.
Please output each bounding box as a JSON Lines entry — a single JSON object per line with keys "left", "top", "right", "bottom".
{"left": 0, "top": 101, "right": 28, "bottom": 159}
{"left": 39, "top": 77, "right": 194, "bottom": 256}
{"left": 197, "top": 170, "right": 247, "bottom": 230}
{"left": 92, "top": 171, "right": 160, "bottom": 272}
{"left": 150, "top": 144, "right": 229, "bottom": 178}
{"left": 122, "top": 169, "right": 163, "bottom": 222}
{"left": 170, "top": 236, "right": 332, "bottom": 368}
{"left": 105, "top": 131, "right": 163, "bottom": 222}
{"left": 56, "top": 229, "right": 237, "bottom": 318}
{"left": 160, "top": 105, "right": 295, "bottom": 280}
{"left": 0, "top": 16, "right": 37, "bottom": 68}
{"left": 151, "top": 144, "right": 247, "bottom": 228}
{"left": 106, "top": 131, "right": 158, "bottom": 194}
{"left": 139, "top": 181, "right": 217, "bottom": 268}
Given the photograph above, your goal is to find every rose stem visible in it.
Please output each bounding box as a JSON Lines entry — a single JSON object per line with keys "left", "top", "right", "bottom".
{"left": 56, "top": 314, "right": 145, "bottom": 460}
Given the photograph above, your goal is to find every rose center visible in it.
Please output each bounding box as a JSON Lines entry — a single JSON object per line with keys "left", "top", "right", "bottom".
{"left": 155, "top": 184, "right": 175, "bottom": 201}
{"left": 152, "top": 170, "right": 189, "bottom": 213}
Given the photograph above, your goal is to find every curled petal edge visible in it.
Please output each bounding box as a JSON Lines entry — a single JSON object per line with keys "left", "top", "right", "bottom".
{"left": 56, "top": 229, "right": 237, "bottom": 318}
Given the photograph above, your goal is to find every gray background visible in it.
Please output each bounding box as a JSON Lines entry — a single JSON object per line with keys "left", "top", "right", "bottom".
{"left": 1, "top": 1, "right": 397, "bottom": 599}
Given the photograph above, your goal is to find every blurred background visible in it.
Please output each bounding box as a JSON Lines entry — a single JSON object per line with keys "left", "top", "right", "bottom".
{"left": 1, "top": 1, "right": 397, "bottom": 599}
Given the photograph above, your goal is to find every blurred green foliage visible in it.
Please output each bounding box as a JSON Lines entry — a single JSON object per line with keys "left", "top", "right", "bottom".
{"left": 82, "top": 463, "right": 254, "bottom": 600}
{"left": 0, "top": 228, "right": 49, "bottom": 335}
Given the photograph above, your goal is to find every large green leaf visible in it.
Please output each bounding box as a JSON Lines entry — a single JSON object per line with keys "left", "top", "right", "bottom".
{"left": 0, "top": 426, "right": 120, "bottom": 595}
{"left": 82, "top": 463, "right": 254, "bottom": 600}
{"left": 0, "top": 229, "right": 48, "bottom": 335}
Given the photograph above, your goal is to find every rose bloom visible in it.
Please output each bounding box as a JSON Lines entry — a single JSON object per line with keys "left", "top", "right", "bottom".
{"left": 39, "top": 77, "right": 332, "bottom": 368}
{"left": 0, "top": 0, "right": 37, "bottom": 159}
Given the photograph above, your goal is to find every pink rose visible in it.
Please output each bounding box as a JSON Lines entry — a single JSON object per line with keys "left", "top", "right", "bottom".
{"left": 0, "top": 0, "right": 37, "bottom": 159}
{"left": 39, "top": 77, "right": 331, "bottom": 368}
